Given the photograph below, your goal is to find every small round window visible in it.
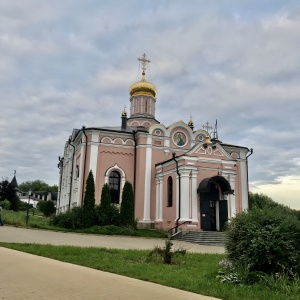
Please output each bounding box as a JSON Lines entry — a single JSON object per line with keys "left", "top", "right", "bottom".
{"left": 173, "top": 132, "right": 187, "bottom": 147}
{"left": 154, "top": 129, "right": 162, "bottom": 136}
{"left": 197, "top": 134, "right": 204, "bottom": 142}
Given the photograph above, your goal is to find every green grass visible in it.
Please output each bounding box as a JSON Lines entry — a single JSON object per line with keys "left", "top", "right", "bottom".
{"left": 2, "top": 209, "right": 51, "bottom": 228}
{"left": 0, "top": 243, "right": 298, "bottom": 300}
{"left": 2, "top": 209, "right": 167, "bottom": 238}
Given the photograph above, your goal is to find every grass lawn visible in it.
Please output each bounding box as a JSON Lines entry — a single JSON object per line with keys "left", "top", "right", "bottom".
{"left": 0, "top": 243, "right": 297, "bottom": 300}
{"left": 2, "top": 209, "right": 167, "bottom": 238}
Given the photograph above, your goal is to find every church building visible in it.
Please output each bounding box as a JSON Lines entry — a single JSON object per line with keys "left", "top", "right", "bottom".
{"left": 57, "top": 54, "right": 251, "bottom": 232}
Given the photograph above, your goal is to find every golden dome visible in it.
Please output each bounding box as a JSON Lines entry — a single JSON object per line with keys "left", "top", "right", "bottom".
{"left": 129, "top": 72, "right": 157, "bottom": 97}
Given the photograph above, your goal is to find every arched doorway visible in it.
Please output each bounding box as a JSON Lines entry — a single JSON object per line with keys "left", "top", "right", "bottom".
{"left": 198, "top": 176, "right": 233, "bottom": 231}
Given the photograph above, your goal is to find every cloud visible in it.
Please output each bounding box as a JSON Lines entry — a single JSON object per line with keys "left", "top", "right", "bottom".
{"left": 0, "top": 1, "right": 299, "bottom": 208}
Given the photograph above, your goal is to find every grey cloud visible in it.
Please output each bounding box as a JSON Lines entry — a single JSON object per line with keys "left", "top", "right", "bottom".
{"left": 0, "top": 1, "right": 300, "bottom": 207}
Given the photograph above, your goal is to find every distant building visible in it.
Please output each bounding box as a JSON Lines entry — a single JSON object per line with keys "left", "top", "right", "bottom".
{"left": 58, "top": 54, "right": 251, "bottom": 231}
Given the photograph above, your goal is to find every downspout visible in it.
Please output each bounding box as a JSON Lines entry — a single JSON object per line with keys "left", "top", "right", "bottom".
{"left": 133, "top": 130, "right": 137, "bottom": 203}
{"left": 81, "top": 126, "right": 88, "bottom": 207}
{"left": 57, "top": 156, "right": 64, "bottom": 214}
{"left": 172, "top": 153, "right": 181, "bottom": 233}
{"left": 246, "top": 148, "right": 253, "bottom": 208}
{"left": 68, "top": 138, "right": 75, "bottom": 211}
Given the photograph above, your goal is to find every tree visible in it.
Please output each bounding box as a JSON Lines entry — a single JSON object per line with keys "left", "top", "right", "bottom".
{"left": 18, "top": 180, "right": 58, "bottom": 192}
{"left": 119, "top": 181, "right": 135, "bottom": 227}
{"left": 0, "top": 180, "right": 15, "bottom": 201}
{"left": 0, "top": 179, "right": 20, "bottom": 211}
{"left": 37, "top": 200, "right": 56, "bottom": 217}
{"left": 249, "top": 192, "right": 279, "bottom": 210}
{"left": 98, "top": 183, "right": 113, "bottom": 225}
{"left": 82, "top": 170, "right": 95, "bottom": 228}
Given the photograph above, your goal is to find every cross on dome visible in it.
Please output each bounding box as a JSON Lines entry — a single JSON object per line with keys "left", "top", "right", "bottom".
{"left": 203, "top": 121, "right": 213, "bottom": 133}
{"left": 138, "top": 53, "right": 151, "bottom": 74}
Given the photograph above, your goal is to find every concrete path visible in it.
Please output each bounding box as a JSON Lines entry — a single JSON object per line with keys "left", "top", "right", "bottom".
{"left": 0, "top": 227, "right": 223, "bottom": 299}
{"left": 0, "top": 226, "right": 225, "bottom": 253}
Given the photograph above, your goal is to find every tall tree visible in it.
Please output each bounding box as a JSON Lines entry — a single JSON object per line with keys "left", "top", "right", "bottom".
{"left": 0, "top": 180, "right": 20, "bottom": 210}
{"left": 120, "top": 181, "right": 135, "bottom": 227}
{"left": 82, "top": 170, "right": 95, "bottom": 228}
{"left": 99, "top": 183, "right": 112, "bottom": 225}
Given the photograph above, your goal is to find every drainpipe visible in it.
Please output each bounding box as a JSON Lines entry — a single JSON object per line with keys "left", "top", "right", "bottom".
{"left": 246, "top": 148, "right": 253, "bottom": 209}
{"left": 57, "top": 156, "right": 64, "bottom": 214}
{"left": 172, "top": 153, "right": 181, "bottom": 233}
{"left": 81, "top": 126, "right": 88, "bottom": 207}
{"left": 133, "top": 130, "right": 137, "bottom": 203}
{"left": 68, "top": 138, "right": 75, "bottom": 211}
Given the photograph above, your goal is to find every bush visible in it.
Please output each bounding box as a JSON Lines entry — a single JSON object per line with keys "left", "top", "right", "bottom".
{"left": 96, "top": 183, "right": 120, "bottom": 226}
{"left": 0, "top": 199, "right": 11, "bottom": 210}
{"left": 148, "top": 238, "right": 186, "bottom": 264}
{"left": 120, "top": 181, "right": 135, "bottom": 227}
{"left": 82, "top": 171, "right": 96, "bottom": 228}
{"left": 225, "top": 205, "right": 300, "bottom": 275}
{"left": 37, "top": 200, "right": 56, "bottom": 217}
{"left": 52, "top": 207, "right": 83, "bottom": 229}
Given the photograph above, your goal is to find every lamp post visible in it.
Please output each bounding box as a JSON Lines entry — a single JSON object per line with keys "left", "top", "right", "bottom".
{"left": 26, "top": 190, "right": 31, "bottom": 225}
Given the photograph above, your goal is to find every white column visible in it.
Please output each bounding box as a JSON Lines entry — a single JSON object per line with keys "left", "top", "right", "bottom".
{"left": 155, "top": 176, "right": 163, "bottom": 221}
{"left": 229, "top": 176, "right": 236, "bottom": 218}
{"left": 240, "top": 158, "right": 249, "bottom": 211}
{"left": 216, "top": 201, "right": 220, "bottom": 231}
{"left": 89, "top": 133, "right": 99, "bottom": 184}
{"left": 77, "top": 139, "right": 85, "bottom": 206}
{"left": 191, "top": 170, "right": 198, "bottom": 221}
{"left": 175, "top": 174, "right": 179, "bottom": 220}
{"left": 180, "top": 170, "right": 190, "bottom": 221}
{"left": 143, "top": 135, "right": 152, "bottom": 221}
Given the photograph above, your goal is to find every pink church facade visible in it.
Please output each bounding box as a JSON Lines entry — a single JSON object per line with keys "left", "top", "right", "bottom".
{"left": 58, "top": 54, "right": 251, "bottom": 232}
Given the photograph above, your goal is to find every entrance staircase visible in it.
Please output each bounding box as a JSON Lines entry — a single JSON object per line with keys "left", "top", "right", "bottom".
{"left": 171, "top": 231, "right": 225, "bottom": 246}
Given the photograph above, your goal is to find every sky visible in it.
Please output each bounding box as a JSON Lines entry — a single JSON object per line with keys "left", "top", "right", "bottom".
{"left": 0, "top": 0, "right": 299, "bottom": 209}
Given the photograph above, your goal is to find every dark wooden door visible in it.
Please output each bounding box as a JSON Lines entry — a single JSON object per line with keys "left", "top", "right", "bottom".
{"left": 219, "top": 200, "right": 228, "bottom": 231}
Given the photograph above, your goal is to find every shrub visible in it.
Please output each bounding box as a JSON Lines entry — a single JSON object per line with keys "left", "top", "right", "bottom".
{"left": 0, "top": 199, "right": 11, "bottom": 210}
{"left": 225, "top": 205, "right": 300, "bottom": 275}
{"left": 37, "top": 200, "right": 55, "bottom": 217}
{"left": 120, "top": 181, "right": 134, "bottom": 227}
{"left": 148, "top": 238, "right": 186, "bottom": 264}
{"left": 52, "top": 207, "right": 83, "bottom": 229}
{"left": 96, "top": 183, "right": 120, "bottom": 226}
{"left": 82, "top": 170, "right": 96, "bottom": 228}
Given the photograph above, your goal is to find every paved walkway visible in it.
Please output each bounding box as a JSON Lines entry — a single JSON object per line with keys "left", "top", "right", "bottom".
{"left": 0, "top": 227, "right": 223, "bottom": 299}
{"left": 0, "top": 226, "right": 225, "bottom": 253}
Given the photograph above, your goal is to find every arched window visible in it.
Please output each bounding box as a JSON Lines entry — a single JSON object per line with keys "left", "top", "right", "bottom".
{"left": 167, "top": 176, "right": 173, "bottom": 207}
{"left": 109, "top": 171, "right": 120, "bottom": 204}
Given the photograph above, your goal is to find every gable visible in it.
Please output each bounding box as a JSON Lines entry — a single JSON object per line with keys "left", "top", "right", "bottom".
{"left": 185, "top": 143, "right": 234, "bottom": 161}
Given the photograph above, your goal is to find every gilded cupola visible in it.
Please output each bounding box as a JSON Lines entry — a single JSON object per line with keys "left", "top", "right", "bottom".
{"left": 129, "top": 53, "right": 157, "bottom": 97}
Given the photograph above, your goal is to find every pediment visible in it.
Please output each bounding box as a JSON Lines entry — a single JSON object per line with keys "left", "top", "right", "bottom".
{"left": 186, "top": 143, "right": 233, "bottom": 160}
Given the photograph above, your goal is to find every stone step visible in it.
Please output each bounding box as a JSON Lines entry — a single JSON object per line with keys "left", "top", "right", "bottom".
{"left": 172, "top": 231, "right": 225, "bottom": 246}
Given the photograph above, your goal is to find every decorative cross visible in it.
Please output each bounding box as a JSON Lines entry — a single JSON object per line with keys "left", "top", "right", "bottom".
{"left": 202, "top": 121, "right": 213, "bottom": 132}
{"left": 138, "top": 53, "right": 151, "bottom": 73}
